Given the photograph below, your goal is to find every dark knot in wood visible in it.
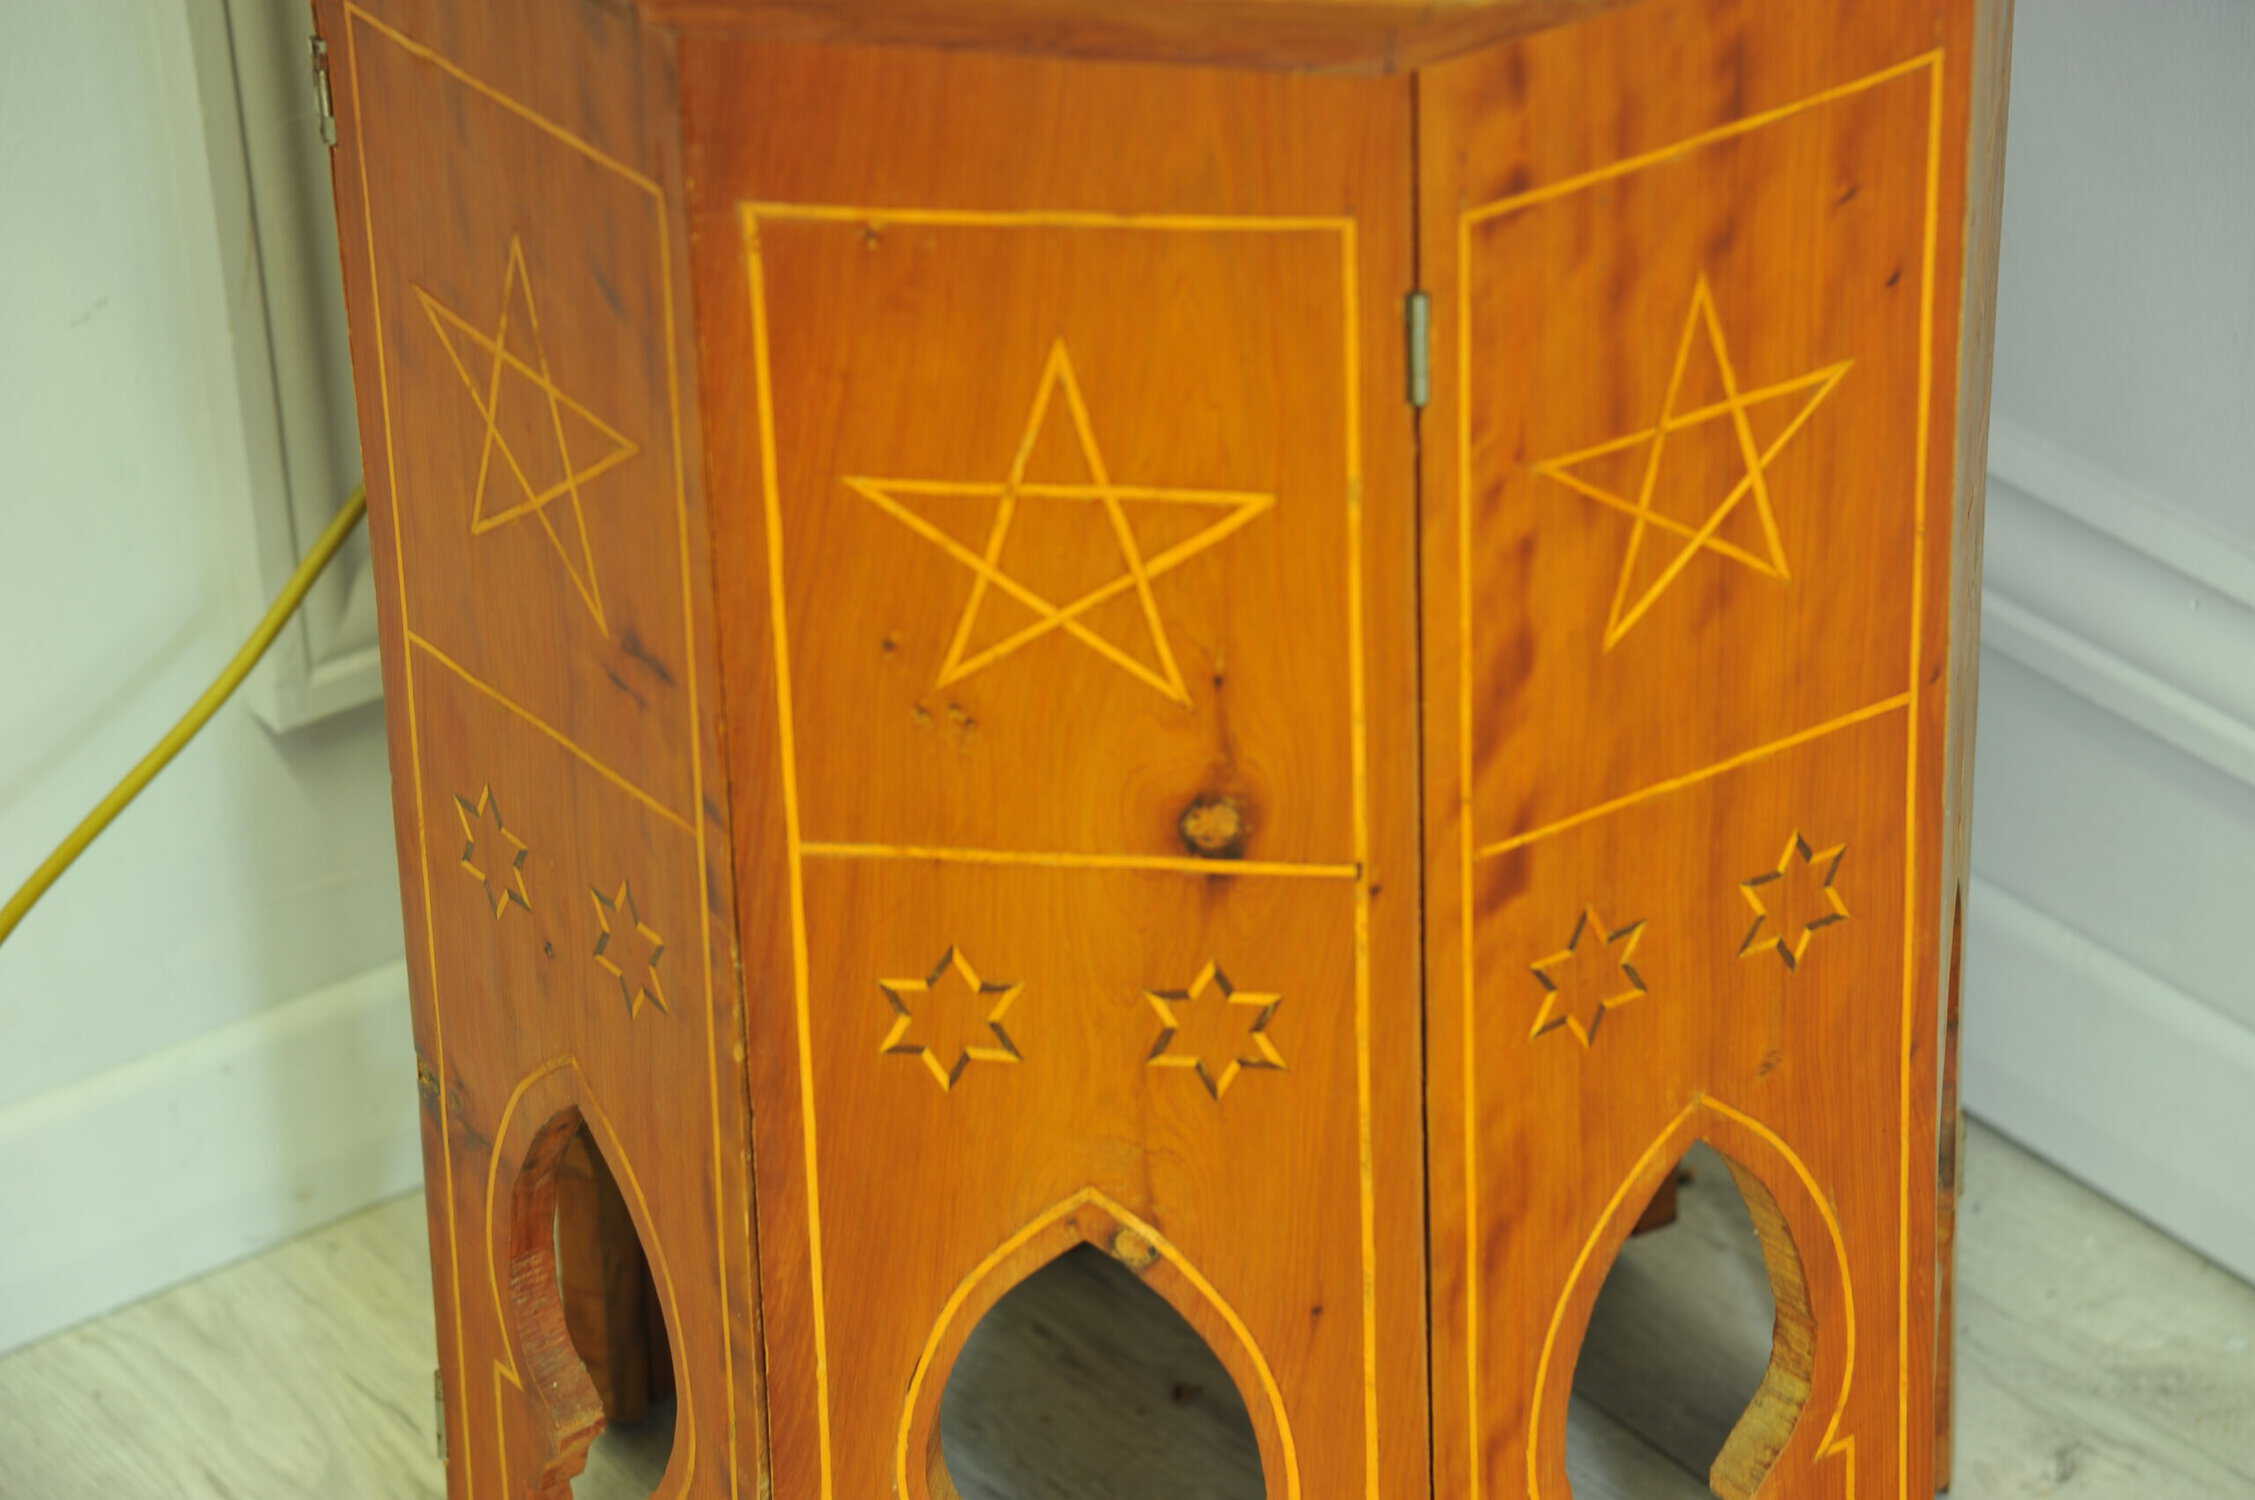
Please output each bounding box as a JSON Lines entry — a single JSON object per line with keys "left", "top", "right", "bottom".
{"left": 1178, "top": 795, "right": 1248, "bottom": 859}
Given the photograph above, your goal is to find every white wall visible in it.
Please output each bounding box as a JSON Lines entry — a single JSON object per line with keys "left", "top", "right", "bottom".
{"left": 1986, "top": 0, "right": 2255, "bottom": 556}
{"left": 0, "top": 1, "right": 418, "bottom": 1353}
{"left": 1964, "top": 0, "right": 2255, "bottom": 1284}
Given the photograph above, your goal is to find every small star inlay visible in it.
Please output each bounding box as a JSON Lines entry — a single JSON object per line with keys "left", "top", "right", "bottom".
{"left": 591, "top": 880, "right": 669, "bottom": 1020}
{"left": 455, "top": 787, "right": 530, "bottom": 919}
{"left": 1529, "top": 908, "right": 1648, "bottom": 1048}
{"left": 1145, "top": 961, "right": 1285, "bottom": 1100}
{"left": 878, "top": 948, "right": 1024, "bottom": 1092}
{"left": 1740, "top": 833, "right": 1850, "bottom": 971}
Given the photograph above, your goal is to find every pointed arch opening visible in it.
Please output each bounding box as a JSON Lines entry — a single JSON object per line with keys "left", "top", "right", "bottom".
{"left": 937, "top": 1242, "right": 1265, "bottom": 1498}
{"left": 1537, "top": 1099, "right": 1855, "bottom": 1500}
{"left": 899, "top": 1190, "right": 1294, "bottom": 1500}
{"left": 553, "top": 1123, "right": 678, "bottom": 1494}
{"left": 494, "top": 1078, "right": 686, "bottom": 1500}
{"left": 1568, "top": 1145, "right": 1806, "bottom": 1496}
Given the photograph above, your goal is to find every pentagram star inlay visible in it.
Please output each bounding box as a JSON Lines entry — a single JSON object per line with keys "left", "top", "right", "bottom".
{"left": 846, "top": 339, "right": 1275, "bottom": 705}
{"left": 1529, "top": 907, "right": 1647, "bottom": 1048}
{"left": 416, "top": 235, "right": 639, "bottom": 634}
{"left": 1530, "top": 275, "right": 1852, "bottom": 650}
{"left": 455, "top": 786, "right": 530, "bottom": 919}
{"left": 1145, "top": 961, "right": 1285, "bottom": 1100}
{"left": 878, "top": 948, "right": 1024, "bottom": 1092}
{"left": 591, "top": 880, "right": 669, "bottom": 1020}
{"left": 1740, "top": 833, "right": 1850, "bottom": 971}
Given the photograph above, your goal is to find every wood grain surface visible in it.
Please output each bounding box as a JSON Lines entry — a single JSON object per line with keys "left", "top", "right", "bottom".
{"left": 307, "top": 0, "right": 2002, "bottom": 1493}
{"left": 684, "top": 38, "right": 1426, "bottom": 1500}
{"left": 312, "top": 1, "right": 760, "bottom": 1494}
{"left": 1416, "top": 4, "right": 1992, "bottom": 1498}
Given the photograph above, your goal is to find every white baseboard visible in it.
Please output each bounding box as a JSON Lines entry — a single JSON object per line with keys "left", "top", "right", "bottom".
{"left": 0, "top": 960, "right": 422, "bottom": 1356}
{"left": 1967, "top": 420, "right": 2255, "bottom": 1284}
{"left": 1963, "top": 879, "right": 2255, "bottom": 1287}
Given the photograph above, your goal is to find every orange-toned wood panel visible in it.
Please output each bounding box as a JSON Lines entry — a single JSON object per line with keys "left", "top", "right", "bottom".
{"left": 315, "top": 1, "right": 761, "bottom": 1494}
{"left": 683, "top": 39, "right": 1425, "bottom": 1500}
{"left": 1418, "top": 3, "right": 1983, "bottom": 1498}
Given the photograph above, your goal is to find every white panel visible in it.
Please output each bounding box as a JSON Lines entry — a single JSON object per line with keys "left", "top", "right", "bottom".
{"left": 0, "top": 0, "right": 403, "bottom": 1193}
{"left": 0, "top": 963, "right": 420, "bottom": 1355}
{"left": 1975, "top": 423, "right": 2255, "bottom": 1030}
{"left": 1966, "top": 0, "right": 2255, "bottom": 1277}
{"left": 1968, "top": 429, "right": 2255, "bottom": 1254}
{"left": 1964, "top": 880, "right": 2255, "bottom": 1286}
{"left": 1970, "top": 650, "right": 2255, "bottom": 1033}
{"left": 1991, "top": 0, "right": 2255, "bottom": 553}
{"left": 174, "top": 0, "right": 380, "bottom": 729}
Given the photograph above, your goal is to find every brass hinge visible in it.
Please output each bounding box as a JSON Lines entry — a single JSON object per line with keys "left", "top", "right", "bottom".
{"left": 1405, "top": 290, "right": 1431, "bottom": 409}
{"left": 433, "top": 1369, "right": 448, "bottom": 1463}
{"left": 309, "top": 35, "right": 338, "bottom": 148}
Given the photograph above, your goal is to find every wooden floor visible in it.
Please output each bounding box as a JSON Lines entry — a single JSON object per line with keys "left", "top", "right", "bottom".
{"left": 2, "top": 1122, "right": 2250, "bottom": 1498}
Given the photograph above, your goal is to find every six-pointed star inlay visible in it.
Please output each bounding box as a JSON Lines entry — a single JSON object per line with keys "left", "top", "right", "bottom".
{"left": 1529, "top": 907, "right": 1648, "bottom": 1048}
{"left": 416, "top": 235, "right": 639, "bottom": 633}
{"left": 1530, "top": 275, "right": 1852, "bottom": 650}
{"left": 878, "top": 948, "right": 1025, "bottom": 1092}
{"left": 1740, "top": 832, "right": 1850, "bottom": 971}
{"left": 846, "top": 339, "right": 1275, "bottom": 705}
{"left": 591, "top": 880, "right": 670, "bottom": 1020}
{"left": 455, "top": 786, "right": 530, "bottom": 919}
{"left": 1145, "top": 961, "right": 1285, "bottom": 1099}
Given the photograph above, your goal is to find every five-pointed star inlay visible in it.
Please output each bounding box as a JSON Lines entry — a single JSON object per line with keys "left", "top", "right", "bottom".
{"left": 845, "top": 339, "right": 1275, "bottom": 705}
{"left": 455, "top": 786, "right": 530, "bottom": 919}
{"left": 591, "top": 880, "right": 670, "bottom": 1020}
{"left": 1144, "top": 961, "right": 1285, "bottom": 1099}
{"left": 878, "top": 948, "right": 1024, "bottom": 1092}
{"left": 1529, "top": 907, "right": 1648, "bottom": 1048}
{"left": 416, "top": 235, "right": 639, "bottom": 634}
{"left": 1530, "top": 275, "right": 1852, "bottom": 650}
{"left": 1740, "top": 833, "right": 1850, "bottom": 971}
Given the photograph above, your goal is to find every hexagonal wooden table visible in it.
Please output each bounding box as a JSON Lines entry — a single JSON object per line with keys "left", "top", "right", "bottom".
{"left": 314, "top": 0, "right": 2008, "bottom": 1493}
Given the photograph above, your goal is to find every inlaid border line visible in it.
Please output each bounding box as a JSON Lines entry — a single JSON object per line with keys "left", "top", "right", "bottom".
{"left": 339, "top": 10, "right": 477, "bottom": 1492}
{"left": 740, "top": 209, "right": 832, "bottom": 1497}
{"left": 743, "top": 202, "right": 1356, "bottom": 234}
{"left": 802, "top": 841, "right": 1360, "bottom": 880}
{"left": 344, "top": 7, "right": 739, "bottom": 1493}
{"left": 408, "top": 633, "right": 696, "bottom": 837}
{"left": 744, "top": 202, "right": 1378, "bottom": 1499}
{"left": 1900, "top": 50, "right": 1948, "bottom": 1498}
{"left": 1455, "top": 49, "right": 1945, "bottom": 1500}
{"left": 1473, "top": 692, "right": 1911, "bottom": 860}
{"left": 1462, "top": 48, "right": 1943, "bottom": 224}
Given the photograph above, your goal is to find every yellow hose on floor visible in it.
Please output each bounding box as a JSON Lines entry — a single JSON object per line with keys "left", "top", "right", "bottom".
{"left": 0, "top": 488, "right": 370, "bottom": 949}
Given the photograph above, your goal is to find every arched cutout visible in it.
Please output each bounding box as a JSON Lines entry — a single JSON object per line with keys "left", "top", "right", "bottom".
{"left": 1531, "top": 1097, "right": 1856, "bottom": 1500}
{"left": 1567, "top": 1145, "right": 1805, "bottom": 1495}
{"left": 555, "top": 1127, "right": 678, "bottom": 1494}
{"left": 896, "top": 1189, "right": 1299, "bottom": 1500}
{"left": 486, "top": 1058, "right": 694, "bottom": 1499}
{"left": 937, "top": 1243, "right": 1265, "bottom": 1497}
{"left": 501, "top": 1107, "right": 607, "bottom": 1494}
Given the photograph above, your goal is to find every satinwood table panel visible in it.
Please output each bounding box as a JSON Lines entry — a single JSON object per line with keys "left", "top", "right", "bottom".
{"left": 313, "top": 0, "right": 2006, "bottom": 1495}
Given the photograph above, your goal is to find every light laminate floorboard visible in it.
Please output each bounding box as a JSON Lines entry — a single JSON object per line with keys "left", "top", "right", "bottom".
{"left": 0, "top": 1122, "right": 2248, "bottom": 1498}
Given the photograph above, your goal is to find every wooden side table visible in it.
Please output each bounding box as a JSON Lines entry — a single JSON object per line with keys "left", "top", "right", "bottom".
{"left": 314, "top": 0, "right": 2007, "bottom": 1494}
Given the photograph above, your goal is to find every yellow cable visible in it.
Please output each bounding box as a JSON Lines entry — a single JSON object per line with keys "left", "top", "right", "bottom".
{"left": 0, "top": 488, "right": 370, "bottom": 949}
